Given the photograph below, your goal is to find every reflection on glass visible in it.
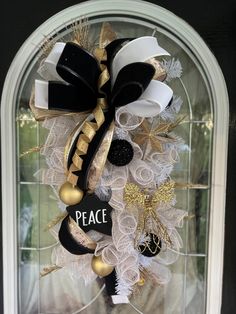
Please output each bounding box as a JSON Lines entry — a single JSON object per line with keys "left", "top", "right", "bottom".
{"left": 16, "top": 17, "right": 212, "bottom": 314}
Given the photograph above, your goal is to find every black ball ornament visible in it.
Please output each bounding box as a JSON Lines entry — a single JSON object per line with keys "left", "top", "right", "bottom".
{"left": 107, "top": 139, "right": 134, "bottom": 166}
{"left": 138, "top": 233, "right": 162, "bottom": 257}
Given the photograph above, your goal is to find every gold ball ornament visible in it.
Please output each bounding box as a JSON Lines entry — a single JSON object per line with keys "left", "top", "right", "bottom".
{"left": 91, "top": 255, "right": 114, "bottom": 277}
{"left": 137, "top": 277, "right": 145, "bottom": 286}
{"left": 59, "top": 182, "right": 84, "bottom": 205}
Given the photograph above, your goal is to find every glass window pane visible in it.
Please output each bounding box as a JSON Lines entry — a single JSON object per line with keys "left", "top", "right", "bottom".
{"left": 16, "top": 15, "right": 213, "bottom": 314}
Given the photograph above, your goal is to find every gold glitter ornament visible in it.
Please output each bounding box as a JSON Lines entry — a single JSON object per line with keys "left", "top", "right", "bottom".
{"left": 124, "top": 181, "right": 175, "bottom": 254}
{"left": 91, "top": 255, "right": 114, "bottom": 277}
{"left": 124, "top": 181, "right": 175, "bottom": 208}
{"left": 59, "top": 182, "right": 84, "bottom": 205}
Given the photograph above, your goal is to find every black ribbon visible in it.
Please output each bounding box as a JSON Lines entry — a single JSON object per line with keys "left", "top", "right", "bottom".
{"left": 56, "top": 39, "right": 155, "bottom": 247}
{"left": 52, "top": 40, "right": 155, "bottom": 297}
{"left": 55, "top": 41, "right": 154, "bottom": 188}
{"left": 47, "top": 40, "right": 155, "bottom": 112}
{"left": 58, "top": 215, "right": 95, "bottom": 255}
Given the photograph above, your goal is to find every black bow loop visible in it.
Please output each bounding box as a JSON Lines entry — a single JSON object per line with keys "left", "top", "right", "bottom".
{"left": 57, "top": 43, "right": 101, "bottom": 93}
{"left": 42, "top": 40, "right": 155, "bottom": 113}
{"left": 111, "top": 62, "right": 155, "bottom": 108}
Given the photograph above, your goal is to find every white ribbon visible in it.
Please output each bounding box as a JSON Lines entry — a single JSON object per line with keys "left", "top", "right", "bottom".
{"left": 112, "top": 36, "right": 170, "bottom": 84}
{"left": 42, "top": 42, "right": 65, "bottom": 81}
{"left": 35, "top": 80, "right": 49, "bottom": 109}
{"left": 35, "top": 42, "right": 68, "bottom": 109}
{"left": 126, "top": 80, "right": 173, "bottom": 117}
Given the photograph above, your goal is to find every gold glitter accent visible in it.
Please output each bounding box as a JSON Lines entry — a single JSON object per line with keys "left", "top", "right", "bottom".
{"left": 152, "top": 180, "right": 175, "bottom": 205}
{"left": 124, "top": 181, "right": 175, "bottom": 252}
{"left": 44, "top": 211, "right": 68, "bottom": 231}
{"left": 174, "top": 182, "right": 209, "bottom": 190}
{"left": 71, "top": 17, "right": 91, "bottom": 51}
{"left": 20, "top": 144, "right": 44, "bottom": 158}
{"left": 99, "top": 22, "right": 117, "bottom": 48}
{"left": 40, "top": 265, "right": 62, "bottom": 277}
{"left": 124, "top": 181, "right": 175, "bottom": 208}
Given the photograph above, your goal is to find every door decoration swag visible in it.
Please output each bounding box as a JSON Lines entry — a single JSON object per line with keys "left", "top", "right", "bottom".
{"left": 29, "top": 21, "right": 188, "bottom": 304}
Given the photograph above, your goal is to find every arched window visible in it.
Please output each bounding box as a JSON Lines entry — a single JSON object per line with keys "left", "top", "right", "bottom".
{"left": 1, "top": 1, "right": 228, "bottom": 313}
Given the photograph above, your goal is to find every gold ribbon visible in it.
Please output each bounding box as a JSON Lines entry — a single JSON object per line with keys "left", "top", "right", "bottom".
{"left": 99, "top": 22, "right": 117, "bottom": 48}
{"left": 45, "top": 212, "right": 96, "bottom": 250}
{"left": 68, "top": 217, "right": 96, "bottom": 250}
{"left": 66, "top": 104, "right": 105, "bottom": 186}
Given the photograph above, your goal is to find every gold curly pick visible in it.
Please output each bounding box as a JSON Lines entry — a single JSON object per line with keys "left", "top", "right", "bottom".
{"left": 124, "top": 181, "right": 175, "bottom": 252}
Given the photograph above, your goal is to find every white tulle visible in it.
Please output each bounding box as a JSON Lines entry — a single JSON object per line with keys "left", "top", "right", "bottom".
{"left": 116, "top": 106, "right": 144, "bottom": 130}
{"left": 161, "top": 58, "right": 183, "bottom": 82}
{"left": 37, "top": 114, "right": 88, "bottom": 186}
{"left": 160, "top": 95, "right": 183, "bottom": 121}
{"left": 50, "top": 232, "right": 98, "bottom": 285}
{"left": 129, "top": 159, "right": 155, "bottom": 187}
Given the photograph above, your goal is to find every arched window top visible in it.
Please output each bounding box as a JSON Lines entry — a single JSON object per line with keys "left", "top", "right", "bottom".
{"left": 1, "top": 1, "right": 228, "bottom": 314}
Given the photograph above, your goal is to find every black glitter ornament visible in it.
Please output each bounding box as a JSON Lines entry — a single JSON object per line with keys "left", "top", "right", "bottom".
{"left": 107, "top": 139, "right": 134, "bottom": 166}
{"left": 138, "top": 233, "right": 162, "bottom": 257}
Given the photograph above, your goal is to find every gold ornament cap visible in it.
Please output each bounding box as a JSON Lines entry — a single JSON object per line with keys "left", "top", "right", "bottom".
{"left": 59, "top": 181, "right": 84, "bottom": 205}
{"left": 91, "top": 255, "right": 114, "bottom": 277}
